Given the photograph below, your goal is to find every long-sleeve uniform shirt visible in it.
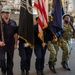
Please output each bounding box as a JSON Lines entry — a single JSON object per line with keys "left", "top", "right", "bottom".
{"left": 61, "top": 23, "right": 73, "bottom": 41}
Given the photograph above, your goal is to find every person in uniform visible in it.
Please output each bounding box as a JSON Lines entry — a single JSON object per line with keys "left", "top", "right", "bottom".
{"left": 18, "top": 38, "right": 33, "bottom": 75}
{"left": 48, "top": 41, "right": 59, "bottom": 73}
{"left": 59, "top": 14, "right": 74, "bottom": 71}
{"left": 0, "top": 5, "right": 18, "bottom": 75}
{"left": 34, "top": 17, "right": 47, "bottom": 75}
{"left": 47, "top": 15, "right": 59, "bottom": 73}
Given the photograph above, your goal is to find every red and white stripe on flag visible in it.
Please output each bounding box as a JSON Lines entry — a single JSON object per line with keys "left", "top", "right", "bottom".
{"left": 34, "top": 0, "right": 48, "bottom": 42}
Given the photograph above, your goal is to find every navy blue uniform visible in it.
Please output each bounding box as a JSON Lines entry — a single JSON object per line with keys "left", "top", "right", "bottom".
{"left": 34, "top": 24, "right": 47, "bottom": 72}
{"left": 18, "top": 38, "right": 33, "bottom": 72}
{"left": 0, "top": 19, "right": 17, "bottom": 75}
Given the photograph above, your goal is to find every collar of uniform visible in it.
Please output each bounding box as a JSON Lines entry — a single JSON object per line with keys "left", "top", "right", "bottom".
{"left": 2, "top": 18, "right": 11, "bottom": 25}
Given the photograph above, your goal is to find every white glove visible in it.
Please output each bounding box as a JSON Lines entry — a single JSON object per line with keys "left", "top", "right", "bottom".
{"left": 24, "top": 43, "right": 30, "bottom": 47}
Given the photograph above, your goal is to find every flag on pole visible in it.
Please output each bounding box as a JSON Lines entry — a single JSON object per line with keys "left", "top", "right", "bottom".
{"left": 34, "top": 0, "right": 48, "bottom": 42}
{"left": 18, "top": 0, "right": 34, "bottom": 48}
{"left": 49, "top": 0, "right": 64, "bottom": 39}
{"left": 53, "top": 0, "right": 63, "bottom": 29}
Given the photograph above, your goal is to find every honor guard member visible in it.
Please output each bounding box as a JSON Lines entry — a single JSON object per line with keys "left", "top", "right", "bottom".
{"left": 34, "top": 17, "right": 47, "bottom": 75}
{"left": 0, "top": 5, "right": 18, "bottom": 75}
{"left": 18, "top": 38, "right": 33, "bottom": 75}
{"left": 59, "top": 14, "right": 74, "bottom": 71}
{"left": 47, "top": 14, "right": 59, "bottom": 73}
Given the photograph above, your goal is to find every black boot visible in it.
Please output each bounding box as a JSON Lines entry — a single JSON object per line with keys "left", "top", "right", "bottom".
{"left": 66, "top": 67, "right": 71, "bottom": 71}
{"left": 41, "top": 70, "right": 45, "bottom": 75}
{"left": 52, "top": 65, "right": 56, "bottom": 73}
{"left": 61, "top": 61, "right": 71, "bottom": 71}
{"left": 48, "top": 61, "right": 56, "bottom": 73}
{"left": 61, "top": 61, "right": 67, "bottom": 69}
{"left": 37, "top": 71, "right": 41, "bottom": 75}
{"left": 21, "top": 70, "right": 25, "bottom": 75}
{"left": 48, "top": 61, "right": 53, "bottom": 70}
{"left": 66, "top": 63, "right": 71, "bottom": 71}
{"left": 26, "top": 70, "right": 29, "bottom": 75}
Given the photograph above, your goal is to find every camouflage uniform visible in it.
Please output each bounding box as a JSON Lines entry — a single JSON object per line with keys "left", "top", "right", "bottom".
{"left": 47, "top": 39, "right": 59, "bottom": 73}
{"left": 59, "top": 23, "right": 73, "bottom": 70}
{"left": 48, "top": 41, "right": 59, "bottom": 65}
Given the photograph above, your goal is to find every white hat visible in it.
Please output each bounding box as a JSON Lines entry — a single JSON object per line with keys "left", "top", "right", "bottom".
{"left": 62, "top": 13, "right": 70, "bottom": 19}
{"left": 1, "top": 5, "right": 11, "bottom": 13}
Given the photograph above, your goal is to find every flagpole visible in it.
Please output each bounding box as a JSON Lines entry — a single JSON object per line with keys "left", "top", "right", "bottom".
{"left": 0, "top": 16, "right": 5, "bottom": 43}
{"left": 42, "top": 0, "right": 48, "bottom": 45}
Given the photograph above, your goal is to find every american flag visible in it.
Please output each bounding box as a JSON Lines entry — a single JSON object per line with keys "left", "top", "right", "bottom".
{"left": 34, "top": 0, "right": 48, "bottom": 42}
